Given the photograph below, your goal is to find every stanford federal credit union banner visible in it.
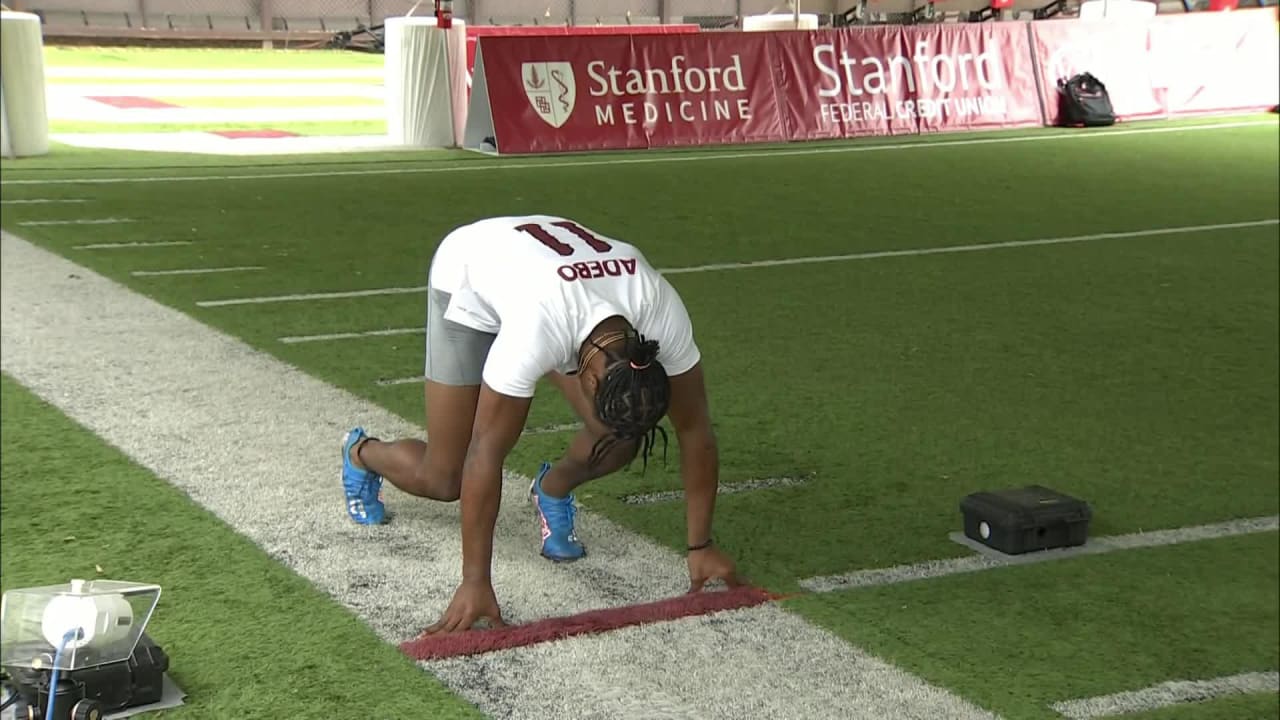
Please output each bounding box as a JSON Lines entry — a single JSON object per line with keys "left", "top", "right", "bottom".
{"left": 461, "top": 10, "right": 1279, "bottom": 155}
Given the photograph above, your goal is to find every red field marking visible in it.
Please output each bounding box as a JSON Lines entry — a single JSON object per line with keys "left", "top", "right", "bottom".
{"left": 400, "top": 585, "right": 778, "bottom": 661}
{"left": 87, "top": 96, "right": 181, "bottom": 109}
{"left": 209, "top": 129, "right": 301, "bottom": 139}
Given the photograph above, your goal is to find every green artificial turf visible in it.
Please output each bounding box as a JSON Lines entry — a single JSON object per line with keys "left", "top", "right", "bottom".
{"left": 5, "top": 119, "right": 1276, "bottom": 591}
{"left": 783, "top": 533, "right": 1280, "bottom": 720}
{"left": 2, "top": 102, "right": 1276, "bottom": 720}
{"left": 0, "top": 374, "right": 483, "bottom": 720}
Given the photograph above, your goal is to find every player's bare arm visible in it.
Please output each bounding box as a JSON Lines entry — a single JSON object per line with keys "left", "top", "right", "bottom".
{"left": 667, "top": 362, "right": 741, "bottom": 591}
{"left": 424, "top": 384, "right": 532, "bottom": 634}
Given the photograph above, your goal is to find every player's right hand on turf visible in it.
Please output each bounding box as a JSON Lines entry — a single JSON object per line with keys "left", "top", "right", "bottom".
{"left": 424, "top": 578, "right": 507, "bottom": 634}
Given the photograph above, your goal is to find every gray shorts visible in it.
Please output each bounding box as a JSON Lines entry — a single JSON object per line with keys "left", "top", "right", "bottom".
{"left": 424, "top": 288, "right": 496, "bottom": 386}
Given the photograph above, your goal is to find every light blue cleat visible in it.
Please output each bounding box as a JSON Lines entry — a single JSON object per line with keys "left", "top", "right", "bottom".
{"left": 342, "top": 427, "right": 385, "bottom": 525}
{"left": 529, "top": 462, "right": 586, "bottom": 562}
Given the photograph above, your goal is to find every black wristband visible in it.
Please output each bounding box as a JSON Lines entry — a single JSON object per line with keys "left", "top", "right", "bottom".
{"left": 687, "top": 538, "right": 714, "bottom": 552}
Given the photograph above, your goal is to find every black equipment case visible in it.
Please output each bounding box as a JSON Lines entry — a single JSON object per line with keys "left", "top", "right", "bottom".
{"left": 960, "top": 485, "right": 1092, "bottom": 555}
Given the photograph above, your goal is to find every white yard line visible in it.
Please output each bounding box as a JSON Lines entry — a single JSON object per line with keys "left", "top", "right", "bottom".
{"left": 1049, "top": 671, "right": 1279, "bottom": 719}
{"left": 72, "top": 241, "right": 193, "bottom": 249}
{"left": 192, "top": 219, "right": 1280, "bottom": 309}
{"left": 659, "top": 219, "right": 1280, "bottom": 275}
{"left": 0, "top": 198, "right": 88, "bottom": 204}
{"left": 1, "top": 229, "right": 1000, "bottom": 720}
{"left": 523, "top": 422, "right": 583, "bottom": 436}
{"left": 374, "top": 375, "right": 425, "bottom": 386}
{"left": 18, "top": 217, "right": 134, "bottom": 226}
{"left": 197, "top": 286, "right": 425, "bottom": 307}
{"left": 622, "top": 475, "right": 814, "bottom": 505}
{"left": 278, "top": 327, "right": 423, "bottom": 344}
{"left": 132, "top": 266, "right": 264, "bottom": 277}
{"left": 2, "top": 120, "right": 1272, "bottom": 186}
{"left": 800, "top": 516, "right": 1280, "bottom": 593}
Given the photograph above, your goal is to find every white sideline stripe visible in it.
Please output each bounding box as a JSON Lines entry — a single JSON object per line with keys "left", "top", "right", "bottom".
{"left": 1, "top": 230, "right": 1000, "bottom": 719}
{"left": 197, "top": 286, "right": 425, "bottom": 307}
{"left": 800, "top": 515, "right": 1280, "bottom": 593}
{"left": 72, "top": 241, "right": 194, "bottom": 250}
{"left": 17, "top": 217, "right": 134, "bottom": 226}
{"left": 2, "top": 120, "right": 1271, "bottom": 187}
{"left": 278, "top": 327, "right": 423, "bottom": 344}
{"left": 1049, "top": 671, "right": 1279, "bottom": 719}
{"left": 661, "top": 219, "right": 1280, "bottom": 275}
{"left": 192, "top": 219, "right": 1280, "bottom": 308}
{"left": 0, "top": 198, "right": 88, "bottom": 204}
{"left": 132, "top": 266, "right": 264, "bottom": 277}
{"left": 374, "top": 375, "right": 424, "bottom": 386}
{"left": 622, "top": 475, "right": 814, "bottom": 505}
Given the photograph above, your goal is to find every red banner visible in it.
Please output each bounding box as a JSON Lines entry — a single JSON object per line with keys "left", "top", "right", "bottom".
{"left": 1030, "top": 9, "right": 1279, "bottom": 124}
{"left": 474, "top": 33, "right": 786, "bottom": 153}
{"left": 773, "top": 24, "right": 1043, "bottom": 140}
{"left": 464, "top": 24, "right": 700, "bottom": 90}
{"left": 467, "top": 10, "right": 1279, "bottom": 154}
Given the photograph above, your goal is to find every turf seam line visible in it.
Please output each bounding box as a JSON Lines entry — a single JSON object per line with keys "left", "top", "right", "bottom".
{"left": 17, "top": 217, "right": 135, "bottom": 226}
{"left": 3, "top": 120, "right": 1272, "bottom": 186}
{"left": 800, "top": 515, "right": 1280, "bottom": 592}
{"left": 71, "top": 241, "right": 194, "bottom": 249}
{"left": 189, "top": 218, "right": 1280, "bottom": 308}
{"left": 0, "top": 198, "right": 89, "bottom": 204}
{"left": 132, "top": 265, "right": 264, "bottom": 276}
{"left": 1048, "top": 671, "right": 1279, "bottom": 719}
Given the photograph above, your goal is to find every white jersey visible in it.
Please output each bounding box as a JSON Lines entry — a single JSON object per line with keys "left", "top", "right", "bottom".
{"left": 427, "top": 215, "right": 701, "bottom": 398}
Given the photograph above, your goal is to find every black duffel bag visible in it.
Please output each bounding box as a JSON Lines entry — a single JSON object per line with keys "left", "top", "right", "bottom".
{"left": 1057, "top": 72, "right": 1117, "bottom": 127}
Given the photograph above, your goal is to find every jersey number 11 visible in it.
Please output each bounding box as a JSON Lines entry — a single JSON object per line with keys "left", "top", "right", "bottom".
{"left": 516, "top": 221, "right": 614, "bottom": 257}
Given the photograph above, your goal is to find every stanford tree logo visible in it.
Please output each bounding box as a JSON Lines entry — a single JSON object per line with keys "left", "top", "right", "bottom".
{"left": 522, "top": 62, "right": 576, "bottom": 128}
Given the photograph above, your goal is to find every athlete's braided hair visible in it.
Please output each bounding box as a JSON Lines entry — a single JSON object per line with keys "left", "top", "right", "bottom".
{"left": 584, "top": 329, "right": 671, "bottom": 471}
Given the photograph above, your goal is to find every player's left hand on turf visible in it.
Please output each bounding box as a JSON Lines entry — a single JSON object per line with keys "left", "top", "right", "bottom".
{"left": 687, "top": 546, "right": 742, "bottom": 593}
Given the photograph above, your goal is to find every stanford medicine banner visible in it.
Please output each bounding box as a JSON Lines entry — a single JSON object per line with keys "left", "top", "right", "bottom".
{"left": 463, "top": 9, "right": 1279, "bottom": 155}
{"left": 462, "top": 24, "right": 700, "bottom": 95}
{"left": 464, "top": 33, "right": 785, "bottom": 153}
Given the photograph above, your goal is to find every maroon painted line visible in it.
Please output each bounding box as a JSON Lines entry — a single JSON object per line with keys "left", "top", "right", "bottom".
{"left": 86, "top": 96, "right": 181, "bottom": 109}
{"left": 399, "top": 586, "right": 777, "bottom": 661}
{"left": 210, "top": 129, "right": 300, "bottom": 139}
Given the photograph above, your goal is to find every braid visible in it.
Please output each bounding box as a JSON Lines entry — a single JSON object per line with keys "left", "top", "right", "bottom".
{"left": 588, "top": 330, "right": 671, "bottom": 472}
